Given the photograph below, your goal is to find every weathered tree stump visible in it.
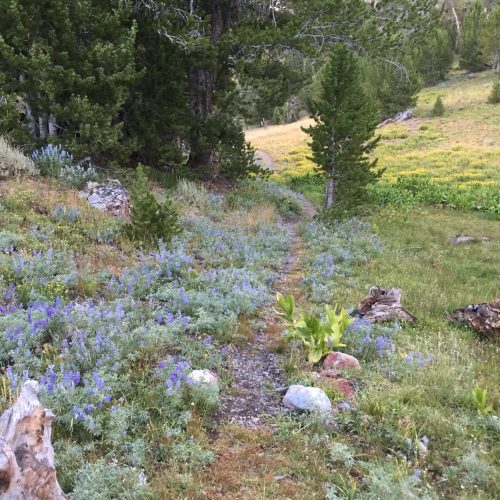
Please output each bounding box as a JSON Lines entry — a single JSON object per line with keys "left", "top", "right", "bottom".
{"left": 357, "top": 287, "right": 416, "bottom": 323}
{"left": 450, "top": 299, "right": 500, "bottom": 341}
{"left": 0, "top": 380, "right": 66, "bottom": 499}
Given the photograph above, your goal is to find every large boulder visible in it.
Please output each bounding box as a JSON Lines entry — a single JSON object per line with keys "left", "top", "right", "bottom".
{"left": 283, "top": 385, "right": 332, "bottom": 414}
{"left": 0, "top": 380, "right": 66, "bottom": 499}
{"left": 450, "top": 299, "right": 500, "bottom": 341}
{"left": 357, "top": 287, "right": 416, "bottom": 324}
{"left": 79, "top": 179, "right": 129, "bottom": 217}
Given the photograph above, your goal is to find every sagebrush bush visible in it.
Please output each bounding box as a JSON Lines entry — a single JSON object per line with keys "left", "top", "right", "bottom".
{"left": 127, "top": 165, "right": 181, "bottom": 246}
{"left": 487, "top": 81, "right": 500, "bottom": 104}
{"left": 71, "top": 461, "right": 152, "bottom": 499}
{"left": 0, "top": 137, "right": 35, "bottom": 179}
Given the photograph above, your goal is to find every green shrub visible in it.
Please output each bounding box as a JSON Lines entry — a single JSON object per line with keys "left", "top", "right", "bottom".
{"left": 487, "top": 81, "right": 500, "bottom": 104}
{"left": 126, "top": 165, "right": 180, "bottom": 246}
{"left": 432, "top": 96, "right": 445, "bottom": 117}
{"left": 71, "top": 461, "right": 153, "bottom": 499}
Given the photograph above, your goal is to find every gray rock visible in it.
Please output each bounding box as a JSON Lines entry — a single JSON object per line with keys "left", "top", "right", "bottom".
{"left": 186, "top": 369, "right": 219, "bottom": 388}
{"left": 79, "top": 179, "right": 129, "bottom": 217}
{"left": 283, "top": 385, "right": 332, "bottom": 414}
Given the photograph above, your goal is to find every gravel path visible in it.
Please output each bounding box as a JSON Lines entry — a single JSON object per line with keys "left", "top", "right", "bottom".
{"left": 216, "top": 173, "right": 316, "bottom": 428}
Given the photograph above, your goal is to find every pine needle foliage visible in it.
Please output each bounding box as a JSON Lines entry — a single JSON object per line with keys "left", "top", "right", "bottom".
{"left": 487, "top": 81, "right": 500, "bottom": 104}
{"left": 432, "top": 96, "right": 445, "bottom": 117}
{"left": 127, "top": 165, "right": 180, "bottom": 247}
{"left": 304, "top": 43, "right": 382, "bottom": 216}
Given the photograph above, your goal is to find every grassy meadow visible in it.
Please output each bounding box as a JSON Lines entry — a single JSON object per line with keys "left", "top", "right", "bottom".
{"left": 247, "top": 70, "right": 500, "bottom": 215}
{"left": 0, "top": 70, "right": 498, "bottom": 499}
{"left": 239, "top": 70, "right": 500, "bottom": 498}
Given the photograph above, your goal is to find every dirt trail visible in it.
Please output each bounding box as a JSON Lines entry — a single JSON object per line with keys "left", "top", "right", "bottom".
{"left": 216, "top": 152, "right": 316, "bottom": 428}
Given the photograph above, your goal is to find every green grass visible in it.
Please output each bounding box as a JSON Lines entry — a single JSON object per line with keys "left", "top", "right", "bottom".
{"left": 243, "top": 70, "right": 500, "bottom": 498}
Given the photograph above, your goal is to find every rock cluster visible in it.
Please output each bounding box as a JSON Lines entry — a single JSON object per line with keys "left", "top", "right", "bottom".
{"left": 79, "top": 179, "right": 129, "bottom": 217}
{"left": 0, "top": 381, "right": 65, "bottom": 499}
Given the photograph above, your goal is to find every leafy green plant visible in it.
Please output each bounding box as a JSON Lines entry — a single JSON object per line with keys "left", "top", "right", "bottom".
{"left": 126, "top": 164, "right": 180, "bottom": 246}
{"left": 471, "top": 386, "right": 493, "bottom": 415}
{"left": 276, "top": 293, "right": 354, "bottom": 363}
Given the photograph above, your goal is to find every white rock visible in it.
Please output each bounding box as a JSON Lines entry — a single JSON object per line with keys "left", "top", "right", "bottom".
{"left": 187, "top": 369, "right": 219, "bottom": 388}
{"left": 283, "top": 385, "right": 332, "bottom": 414}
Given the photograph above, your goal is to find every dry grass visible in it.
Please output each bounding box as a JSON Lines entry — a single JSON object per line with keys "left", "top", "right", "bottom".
{"left": 227, "top": 204, "right": 278, "bottom": 229}
{"left": 0, "top": 136, "right": 35, "bottom": 179}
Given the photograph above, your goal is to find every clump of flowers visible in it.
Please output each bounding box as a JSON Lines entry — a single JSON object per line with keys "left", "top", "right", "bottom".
{"left": 31, "top": 144, "right": 97, "bottom": 188}
{"left": 404, "top": 351, "right": 433, "bottom": 367}
{"left": 344, "top": 316, "right": 398, "bottom": 361}
{"left": 301, "top": 219, "right": 382, "bottom": 303}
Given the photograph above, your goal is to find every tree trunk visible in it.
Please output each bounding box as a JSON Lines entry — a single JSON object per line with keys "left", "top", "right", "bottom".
{"left": 48, "top": 114, "right": 58, "bottom": 136}
{"left": 324, "top": 125, "right": 336, "bottom": 210}
{"left": 447, "top": 0, "right": 461, "bottom": 52}
{"left": 324, "top": 175, "right": 335, "bottom": 209}
{"left": 187, "top": 0, "right": 239, "bottom": 170}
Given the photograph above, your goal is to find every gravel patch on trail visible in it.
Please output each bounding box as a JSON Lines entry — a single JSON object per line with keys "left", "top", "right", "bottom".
{"left": 216, "top": 202, "right": 314, "bottom": 428}
{"left": 215, "top": 330, "right": 286, "bottom": 428}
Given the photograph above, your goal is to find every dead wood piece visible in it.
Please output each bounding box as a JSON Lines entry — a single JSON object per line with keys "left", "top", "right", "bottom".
{"left": 450, "top": 234, "right": 490, "bottom": 245}
{"left": 358, "top": 287, "right": 416, "bottom": 324}
{"left": 450, "top": 299, "right": 500, "bottom": 341}
{"left": 0, "top": 380, "right": 66, "bottom": 499}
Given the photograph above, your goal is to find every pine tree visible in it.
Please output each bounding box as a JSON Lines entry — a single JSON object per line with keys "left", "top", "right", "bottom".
{"left": 432, "top": 96, "right": 445, "bottom": 116}
{"left": 483, "top": 4, "right": 500, "bottom": 76}
{"left": 0, "top": 0, "right": 138, "bottom": 161}
{"left": 416, "top": 28, "right": 454, "bottom": 85}
{"left": 487, "top": 81, "right": 500, "bottom": 104}
{"left": 127, "top": 165, "right": 180, "bottom": 246}
{"left": 304, "top": 44, "right": 381, "bottom": 214}
{"left": 460, "top": 0, "right": 487, "bottom": 72}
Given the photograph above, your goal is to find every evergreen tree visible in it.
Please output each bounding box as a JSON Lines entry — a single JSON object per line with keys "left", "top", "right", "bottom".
{"left": 304, "top": 44, "right": 381, "bottom": 213}
{"left": 416, "top": 27, "right": 454, "bottom": 85}
{"left": 127, "top": 165, "right": 180, "bottom": 246}
{"left": 483, "top": 4, "right": 500, "bottom": 75}
{"left": 0, "top": 0, "right": 138, "bottom": 161}
{"left": 432, "top": 96, "right": 445, "bottom": 116}
{"left": 460, "top": 0, "right": 487, "bottom": 71}
{"left": 364, "top": 55, "right": 422, "bottom": 120}
{"left": 487, "top": 81, "right": 500, "bottom": 104}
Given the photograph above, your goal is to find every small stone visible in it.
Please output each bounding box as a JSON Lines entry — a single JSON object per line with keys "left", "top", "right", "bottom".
{"left": 322, "top": 378, "right": 355, "bottom": 400}
{"left": 186, "top": 369, "right": 219, "bottom": 388}
{"left": 337, "top": 402, "right": 352, "bottom": 413}
{"left": 322, "top": 352, "right": 361, "bottom": 374}
{"left": 283, "top": 385, "right": 332, "bottom": 414}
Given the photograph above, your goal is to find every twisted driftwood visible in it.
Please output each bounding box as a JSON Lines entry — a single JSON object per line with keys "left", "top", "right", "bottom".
{"left": 0, "top": 380, "right": 66, "bottom": 499}
{"left": 357, "top": 287, "right": 416, "bottom": 324}
{"left": 450, "top": 299, "right": 500, "bottom": 341}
